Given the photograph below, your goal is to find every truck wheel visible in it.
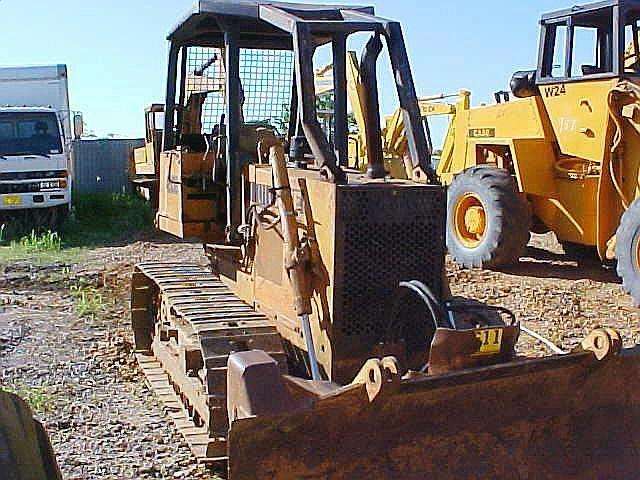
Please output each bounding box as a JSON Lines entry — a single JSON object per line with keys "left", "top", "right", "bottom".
{"left": 447, "top": 166, "right": 531, "bottom": 269}
{"left": 52, "top": 206, "right": 70, "bottom": 230}
{"left": 616, "top": 199, "right": 640, "bottom": 306}
{"left": 561, "top": 241, "right": 598, "bottom": 261}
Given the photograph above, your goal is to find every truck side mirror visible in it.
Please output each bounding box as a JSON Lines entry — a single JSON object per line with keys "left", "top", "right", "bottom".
{"left": 73, "top": 113, "right": 84, "bottom": 139}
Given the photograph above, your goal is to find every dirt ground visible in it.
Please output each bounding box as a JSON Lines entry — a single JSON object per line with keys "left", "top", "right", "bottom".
{"left": 1, "top": 231, "right": 638, "bottom": 478}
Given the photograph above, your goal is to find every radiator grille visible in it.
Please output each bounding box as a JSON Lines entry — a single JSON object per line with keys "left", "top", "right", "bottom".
{"left": 334, "top": 184, "right": 446, "bottom": 341}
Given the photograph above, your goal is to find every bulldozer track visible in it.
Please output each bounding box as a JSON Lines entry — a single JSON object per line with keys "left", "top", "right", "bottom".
{"left": 131, "top": 262, "right": 285, "bottom": 467}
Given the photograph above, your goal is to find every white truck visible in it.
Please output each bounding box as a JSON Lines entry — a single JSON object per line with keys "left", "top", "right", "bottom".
{"left": 0, "top": 65, "right": 81, "bottom": 229}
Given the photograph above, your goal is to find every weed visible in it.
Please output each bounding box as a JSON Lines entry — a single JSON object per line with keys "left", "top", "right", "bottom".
{"left": 61, "top": 193, "right": 153, "bottom": 247}
{"left": 2, "top": 385, "right": 54, "bottom": 414}
{"left": 19, "top": 230, "right": 62, "bottom": 252}
{"left": 0, "top": 193, "right": 153, "bottom": 265}
{"left": 70, "top": 283, "right": 106, "bottom": 319}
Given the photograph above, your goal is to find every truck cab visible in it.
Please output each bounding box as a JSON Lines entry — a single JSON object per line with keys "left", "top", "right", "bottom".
{"left": 0, "top": 107, "right": 71, "bottom": 220}
{"left": 0, "top": 65, "right": 76, "bottom": 230}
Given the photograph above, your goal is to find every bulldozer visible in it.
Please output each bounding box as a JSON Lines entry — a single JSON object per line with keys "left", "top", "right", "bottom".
{"left": 130, "top": 104, "right": 164, "bottom": 209}
{"left": 436, "top": 0, "right": 640, "bottom": 305}
{"left": 131, "top": 1, "right": 640, "bottom": 478}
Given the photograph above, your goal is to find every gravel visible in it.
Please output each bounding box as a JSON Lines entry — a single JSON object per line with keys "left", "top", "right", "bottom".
{"left": 1, "top": 236, "right": 218, "bottom": 480}
{"left": 449, "top": 233, "right": 640, "bottom": 356}
{"left": 0, "top": 231, "right": 638, "bottom": 477}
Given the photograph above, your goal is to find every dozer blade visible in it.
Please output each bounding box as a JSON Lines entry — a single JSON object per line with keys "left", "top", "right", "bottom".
{"left": 227, "top": 343, "right": 640, "bottom": 480}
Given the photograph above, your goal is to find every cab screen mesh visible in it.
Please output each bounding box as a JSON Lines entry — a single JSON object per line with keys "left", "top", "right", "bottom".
{"left": 184, "top": 47, "right": 293, "bottom": 134}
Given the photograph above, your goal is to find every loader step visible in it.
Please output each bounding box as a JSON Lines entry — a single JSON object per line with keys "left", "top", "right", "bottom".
{"left": 131, "top": 262, "right": 285, "bottom": 468}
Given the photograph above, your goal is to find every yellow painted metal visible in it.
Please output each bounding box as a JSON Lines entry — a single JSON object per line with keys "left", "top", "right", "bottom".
{"left": 156, "top": 150, "right": 225, "bottom": 242}
{"left": 337, "top": 52, "right": 462, "bottom": 178}
{"left": 132, "top": 104, "right": 164, "bottom": 178}
{"left": 431, "top": 3, "right": 640, "bottom": 262}
{"left": 540, "top": 80, "right": 618, "bottom": 163}
{"left": 473, "top": 328, "right": 503, "bottom": 356}
{"left": 346, "top": 51, "right": 369, "bottom": 167}
{"left": 454, "top": 192, "right": 487, "bottom": 248}
{"left": 435, "top": 76, "right": 640, "bottom": 259}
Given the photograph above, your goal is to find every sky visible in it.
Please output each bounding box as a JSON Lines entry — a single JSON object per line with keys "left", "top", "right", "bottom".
{"left": 1, "top": 0, "right": 574, "bottom": 144}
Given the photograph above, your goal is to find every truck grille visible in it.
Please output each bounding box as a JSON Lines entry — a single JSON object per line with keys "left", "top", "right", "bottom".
{"left": 0, "top": 183, "right": 43, "bottom": 194}
{"left": 0, "top": 170, "right": 66, "bottom": 181}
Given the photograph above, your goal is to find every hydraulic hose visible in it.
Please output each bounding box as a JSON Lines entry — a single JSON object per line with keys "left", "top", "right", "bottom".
{"left": 607, "top": 84, "right": 635, "bottom": 210}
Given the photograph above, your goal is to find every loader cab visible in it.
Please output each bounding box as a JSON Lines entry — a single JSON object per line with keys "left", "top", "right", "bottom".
{"left": 528, "top": 0, "right": 640, "bottom": 162}
{"left": 536, "top": 0, "right": 640, "bottom": 83}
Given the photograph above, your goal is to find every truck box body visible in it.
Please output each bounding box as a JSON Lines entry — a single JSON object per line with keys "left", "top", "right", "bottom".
{"left": 0, "top": 65, "right": 73, "bottom": 218}
{"left": 0, "top": 65, "right": 72, "bottom": 141}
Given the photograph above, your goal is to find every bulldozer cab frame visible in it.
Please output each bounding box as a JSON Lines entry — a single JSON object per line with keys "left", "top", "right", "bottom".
{"left": 157, "top": 0, "right": 438, "bottom": 242}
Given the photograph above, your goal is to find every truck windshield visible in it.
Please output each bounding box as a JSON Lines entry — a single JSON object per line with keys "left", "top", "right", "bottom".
{"left": 0, "top": 112, "right": 63, "bottom": 156}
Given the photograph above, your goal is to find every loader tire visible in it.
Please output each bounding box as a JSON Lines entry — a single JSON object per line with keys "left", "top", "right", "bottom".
{"left": 447, "top": 166, "right": 530, "bottom": 269}
{"left": 616, "top": 199, "right": 640, "bottom": 306}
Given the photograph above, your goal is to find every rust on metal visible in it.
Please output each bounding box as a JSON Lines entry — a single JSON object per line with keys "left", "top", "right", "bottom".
{"left": 228, "top": 344, "right": 640, "bottom": 480}
{"left": 131, "top": 262, "right": 285, "bottom": 468}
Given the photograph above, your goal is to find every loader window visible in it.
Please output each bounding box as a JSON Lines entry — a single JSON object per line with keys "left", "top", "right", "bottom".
{"left": 572, "top": 27, "right": 599, "bottom": 77}
{"left": 541, "top": 8, "right": 615, "bottom": 80}
{"left": 624, "top": 14, "right": 640, "bottom": 73}
{"left": 549, "top": 24, "right": 568, "bottom": 78}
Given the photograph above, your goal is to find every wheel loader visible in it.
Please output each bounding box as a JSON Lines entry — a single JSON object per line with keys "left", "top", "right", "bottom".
{"left": 435, "top": 0, "right": 640, "bottom": 306}
{"left": 130, "top": 1, "right": 640, "bottom": 478}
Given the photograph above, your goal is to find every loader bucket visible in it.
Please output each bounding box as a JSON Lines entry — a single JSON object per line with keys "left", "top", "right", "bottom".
{"left": 227, "top": 345, "right": 640, "bottom": 480}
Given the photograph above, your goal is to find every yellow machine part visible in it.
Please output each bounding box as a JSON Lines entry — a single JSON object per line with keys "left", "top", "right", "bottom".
{"left": 435, "top": 77, "right": 640, "bottom": 257}
{"left": 133, "top": 143, "right": 156, "bottom": 177}
{"left": 155, "top": 150, "right": 225, "bottom": 242}
{"left": 323, "top": 51, "right": 460, "bottom": 178}
{"left": 0, "top": 390, "right": 62, "bottom": 480}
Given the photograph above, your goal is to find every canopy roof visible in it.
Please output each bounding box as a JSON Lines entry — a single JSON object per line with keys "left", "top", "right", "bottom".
{"left": 541, "top": 0, "right": 640, "bottom": 21}
{"left": 169, "top": 0, "right": 375, "bottom": 47}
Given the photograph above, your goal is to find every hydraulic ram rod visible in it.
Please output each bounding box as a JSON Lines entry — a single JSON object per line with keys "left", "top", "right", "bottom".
{"left": 268, "top": 141, "right": 321, "bottom": 380}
